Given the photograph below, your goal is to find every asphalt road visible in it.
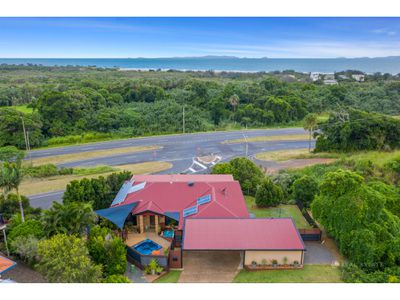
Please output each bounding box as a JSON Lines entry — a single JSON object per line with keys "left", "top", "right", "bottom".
{"left": 27, "top": 128, "right": 314, "bottom": 209}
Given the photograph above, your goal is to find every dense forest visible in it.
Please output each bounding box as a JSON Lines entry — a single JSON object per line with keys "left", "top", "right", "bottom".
{"left": 1, "top": 65, "right": 400, "bottom": 149}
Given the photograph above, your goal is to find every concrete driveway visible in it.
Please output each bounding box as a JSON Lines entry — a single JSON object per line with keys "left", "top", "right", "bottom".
{"left": 179, "top": 251, "right": 241, "bottom": 283}
{"left": 304, "top": 241, "right": 341, "bottom": 265}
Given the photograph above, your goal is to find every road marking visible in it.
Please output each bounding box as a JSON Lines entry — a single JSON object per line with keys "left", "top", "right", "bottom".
{"left": 193, "top": 160, "right": 207, "bottom": 169}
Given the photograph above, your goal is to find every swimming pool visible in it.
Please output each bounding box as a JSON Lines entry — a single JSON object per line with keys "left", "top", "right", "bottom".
{"left": 163, "top": 229, "right": 174, "bottom": 238}
{"left": 133, "top": 239, "right": 162, "bottom": 255}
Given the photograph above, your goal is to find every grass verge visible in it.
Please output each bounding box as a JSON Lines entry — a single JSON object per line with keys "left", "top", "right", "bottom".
{"left": 245, "top": 196, "right": 311, "bottom": 229}
{"left": 233, "top": 265, "right": 342, "bottom": 283}
{"left": 222, "top": 134, "right": 310, "bottom": 144}
{"left": 28, "top": 145, "right": 161, "bottom": 166}
{"left": 255, "top": 148, "right": 339, "bottom": 162}
{"left": 153, "top": 271, "right": 182, "bottom": 283}
{"left": 72, "top": 165, "right": 116, "bottom": 176}
{"left": 20, "top": 161, "right": 172, "bottom": 195}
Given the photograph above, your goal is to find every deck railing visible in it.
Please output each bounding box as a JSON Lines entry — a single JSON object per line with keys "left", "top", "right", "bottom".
{"left": 126, "top": 246, "right": 169, "bottom": 269}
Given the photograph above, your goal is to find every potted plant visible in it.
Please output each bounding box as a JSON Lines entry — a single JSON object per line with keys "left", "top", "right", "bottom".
{"left": 149, "top": 259, "right": 159, "bottom": 275}
{"left": 283, "top": 256, "right": 288, "bottom": 266}
{"left": 251, "top": 261, "right": 257, "bottom": 268}
{"left": 261, "top": 259, "right": 267, "bottom": 266}
{"left": 156, "top": 266, "right": 163, "bottom": 275}
{"left": 272, "top": 259, "right": 278, "bottom": 268}
{"left": 294, "top": 260, "right": 300, "bottom": 267}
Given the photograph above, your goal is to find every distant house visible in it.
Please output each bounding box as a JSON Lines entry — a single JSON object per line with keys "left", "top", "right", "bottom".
{"left": 95, "top": 174, "right": 305, "bottom": 270}
{"left": 352, "top": 74, "right": 365, "bottom": 82}
{"left": 310, "top": 72, "right": 321, "bottom": 81}
{"left": 324, "top": 73, "right": 335, "bottom": 80}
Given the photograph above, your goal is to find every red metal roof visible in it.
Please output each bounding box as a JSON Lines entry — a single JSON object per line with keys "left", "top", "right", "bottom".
{"left": 0, "top": 255, "right": 16, "bottom": 275}
{"left": 120, "top": 175, "right": 249, "bottom": 228}
{"left": 183, "top": 218, "right": 305, "bottom": 250}
{"left": 132, "top": 174, "right": 234, "bottom": 183}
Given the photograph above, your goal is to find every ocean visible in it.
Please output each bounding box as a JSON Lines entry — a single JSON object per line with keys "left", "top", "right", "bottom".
{"left": 1, "top": 56, "right": 400, "bottom": 74}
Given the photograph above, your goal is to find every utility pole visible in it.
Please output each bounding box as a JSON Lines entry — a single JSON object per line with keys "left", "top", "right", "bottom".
{"left": 26, "top": 131, "right": 32, "bottom": 165}
{"left": 242, "top": 133, "right": 248, "bottom": 157}
{"left": 182, "top": 105, "right": 186, "bottom": 134}
{"left": 21, "top": 116, "right": 32, "bottom": 164}
{"left": 21, "top": 116, "right": 28, "bottom": 151}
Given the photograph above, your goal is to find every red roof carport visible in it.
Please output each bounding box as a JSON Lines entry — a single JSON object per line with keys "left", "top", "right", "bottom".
{"left": 182, "top": 218, "right": 305, "bottom": 251}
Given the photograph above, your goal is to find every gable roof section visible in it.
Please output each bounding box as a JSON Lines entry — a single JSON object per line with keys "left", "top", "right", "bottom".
{"left": 118, "top": 175, "right": 249, "bottom": 228}
{"left": 182, "top": 218, "right": 305, "bottom": 251}
{"left": 132, "top": 174, "right": 234, "bottom": 183}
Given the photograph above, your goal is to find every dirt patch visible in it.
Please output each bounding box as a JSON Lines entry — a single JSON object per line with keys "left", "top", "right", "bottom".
{"left": 265, "top": 158, "right": 336, "bottom": 173}
{"left": 2, "top": 258, "right": 47, "bottom": 283}
{"left": 179, "top": 251, "right": 241, "bottom": 283}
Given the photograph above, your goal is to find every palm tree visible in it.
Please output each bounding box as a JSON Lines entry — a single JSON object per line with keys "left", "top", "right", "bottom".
{"left": 228, "top": 94, "right": 240, "bottom": 123}
{"left": 0, "top": 161, "right": 25, "bottom": 222}
{"left": 303, "top": 113, "right": 318, "bottom": 153}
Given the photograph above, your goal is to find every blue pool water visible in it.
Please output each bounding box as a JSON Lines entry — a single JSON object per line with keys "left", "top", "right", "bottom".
{"left": 133, "top": 239, "right": 162, "bottom": 255}
{"left": 163, "top": 230, "right": 174, "bottom": 238}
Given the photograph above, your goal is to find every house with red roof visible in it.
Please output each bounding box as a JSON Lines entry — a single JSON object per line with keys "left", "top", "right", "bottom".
{"left": 95, "top": 174, "right": 305, "bottom": 270}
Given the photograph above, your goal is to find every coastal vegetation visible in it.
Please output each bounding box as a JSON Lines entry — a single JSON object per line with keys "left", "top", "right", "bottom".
{"left": 1, "top": 65, "right": 400, "bottom": 149}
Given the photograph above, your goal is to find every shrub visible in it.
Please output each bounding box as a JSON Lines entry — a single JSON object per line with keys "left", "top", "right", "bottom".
{"left": 255, "top": 177, "right": 284, "bottom": 207}
{"left": 41, "top": 202, "right": 96, "bottom": 237}
{"left": 0, "top": 193, "right": 40, "bottom": 220}
{"left": 23, "top": 164, "right": 74, "bottom": 178}
{"left": 103, "top": 274, "right": 131, "bottom": 283}
{"left": 10, "top": 235, "right": 40, "bottom": 264}
{"left": 8, "top": 219, "right": 45, "bottom": 244}
{"left": 37, "top": 234, "right": 102, "bottom": 283}
{"left": 63, "top": 171, "right": 132, "bottom": 210}
{"left": 292, "top": 175, "right": 319, "bottom": 207}
{"left": 87, "top": 226, "right": 127, "bottom": 276}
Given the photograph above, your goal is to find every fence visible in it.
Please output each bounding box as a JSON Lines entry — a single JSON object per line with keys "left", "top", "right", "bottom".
{"left": 299, "top": 228, "right": 322, "bottom": 241}
{"left": 126, "top": 246, "right": 169, "bottom": 269}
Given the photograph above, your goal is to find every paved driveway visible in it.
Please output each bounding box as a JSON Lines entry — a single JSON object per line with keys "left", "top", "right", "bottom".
{"left": 179, "top": 251, "right": 241, "bottom": 283}
{"left": 304, "top": 241, "right": 340, "bottom": 265}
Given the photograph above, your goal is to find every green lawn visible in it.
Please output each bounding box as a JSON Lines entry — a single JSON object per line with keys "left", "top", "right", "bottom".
{"left": 2, "top": 105, "right": 33, "bottom": 114}
{"left": 153, "top": 270, "right": 182, "bottom": 283}
{"left": 233, "top": 265, "right": 342, "bottom": 283}
{"left": 245, "top": 196, "right": 311, "bottom": 229}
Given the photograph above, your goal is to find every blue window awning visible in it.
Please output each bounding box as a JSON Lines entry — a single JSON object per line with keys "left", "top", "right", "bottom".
{"left": 95, "top": 202, "right": 138, "bottom": 229}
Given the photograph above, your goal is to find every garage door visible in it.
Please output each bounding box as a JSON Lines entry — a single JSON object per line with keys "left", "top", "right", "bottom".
{"left": 179, "top": 251, "right": 241, "bottom": 283}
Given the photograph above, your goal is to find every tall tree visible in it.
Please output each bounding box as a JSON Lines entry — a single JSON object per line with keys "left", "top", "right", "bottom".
{"left": 303, "top": 113, "right": 318, "bottom": 152}
{"left": 0, "top": 161, "right": 25, "bottom": 222}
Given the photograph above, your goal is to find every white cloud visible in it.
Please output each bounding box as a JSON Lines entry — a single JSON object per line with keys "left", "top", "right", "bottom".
{"left": 186, "top": 40, "right": 400, "bottom": 58}
{"left": 371, "top": 28, "right": 397, "bottom": 36}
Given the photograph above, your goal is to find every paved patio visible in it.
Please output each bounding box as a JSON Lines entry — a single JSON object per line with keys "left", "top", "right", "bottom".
{"left": 179, "top": 251, "right": 241, "bottom": 283}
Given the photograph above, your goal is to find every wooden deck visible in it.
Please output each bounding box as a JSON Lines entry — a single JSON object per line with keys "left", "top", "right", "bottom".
{"left": 125, "top": 231, "right": 171, "bottom": 251}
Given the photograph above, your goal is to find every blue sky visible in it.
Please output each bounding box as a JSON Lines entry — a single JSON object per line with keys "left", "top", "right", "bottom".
{"left": 0, "top": 17, "right": 399, "bottom": 58}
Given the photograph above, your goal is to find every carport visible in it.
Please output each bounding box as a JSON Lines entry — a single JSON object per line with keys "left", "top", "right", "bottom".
{"left": 179, "top": 250, "right": 242, "bottom": 282}
{"left": 182, "top": 218, "right": 306, "bottom": 271}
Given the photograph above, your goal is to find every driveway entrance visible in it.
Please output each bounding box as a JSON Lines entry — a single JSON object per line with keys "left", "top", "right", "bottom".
{"left": 179, "top": 251, "right": 241, "bottom": 283}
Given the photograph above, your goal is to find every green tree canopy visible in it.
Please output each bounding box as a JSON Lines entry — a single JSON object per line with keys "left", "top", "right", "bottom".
{"left": 87, "top": 226, "right": 127, "bottom": 276}
{"left": 255, "top": 177, "right": 284, "bottom": 207}
{"left": 37, "top": 234, "right": 102, "bottom": 283}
